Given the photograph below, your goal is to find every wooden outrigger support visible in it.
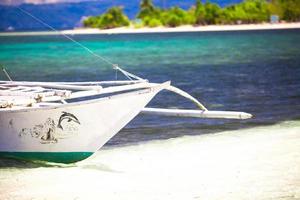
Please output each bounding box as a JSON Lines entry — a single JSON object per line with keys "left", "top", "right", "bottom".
{"left": 142, "top": 84, "right": 252, "bottom": 120}
{"left": 166, "top": 85, "right": 207, "bottom": 111}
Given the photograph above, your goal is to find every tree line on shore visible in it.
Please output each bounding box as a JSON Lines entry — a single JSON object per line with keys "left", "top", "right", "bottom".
{"left": 83, "top": 0, "right": 300, "bottom": 29}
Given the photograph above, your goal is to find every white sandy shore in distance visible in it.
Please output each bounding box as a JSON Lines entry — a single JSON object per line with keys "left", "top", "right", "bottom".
{"left": 0, "top": 120, "right": 300, "bottom": 199}
{"left": 1, "top": 23, "right": 300, "bottom": 36}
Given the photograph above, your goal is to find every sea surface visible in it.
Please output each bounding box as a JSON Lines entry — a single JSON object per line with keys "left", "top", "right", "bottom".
{"left": 1, "top": 29, "right": 300, "bottom": 199}
{"left": 0, "top": 29, "right": 299, "bottom": 146}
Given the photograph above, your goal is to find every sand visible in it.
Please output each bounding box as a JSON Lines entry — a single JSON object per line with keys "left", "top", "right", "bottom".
{"left": 0, "top": 120, "right": 299, "bottom": 200}
{"left": 1, "top": 23, "right": 300, "bottom": 36}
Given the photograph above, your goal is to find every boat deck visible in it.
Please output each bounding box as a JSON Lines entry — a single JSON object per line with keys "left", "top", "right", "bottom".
{"left": 0, "top": 80, "right": 150, "bottom": 110}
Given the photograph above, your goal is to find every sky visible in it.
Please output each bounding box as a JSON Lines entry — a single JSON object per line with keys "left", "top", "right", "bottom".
{"left": 0, "top": 0, "right": 94, "bottom": 5}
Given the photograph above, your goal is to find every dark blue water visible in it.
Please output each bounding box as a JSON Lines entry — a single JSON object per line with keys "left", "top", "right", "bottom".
{"left": 0, "top": 29, "right": 300, "bottom": 146}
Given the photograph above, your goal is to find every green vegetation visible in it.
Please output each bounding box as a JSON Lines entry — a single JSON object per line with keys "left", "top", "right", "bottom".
{"left": 268, "top": 0, "right": 300, "bottom": 22}
{"left": 83, "top": 7, "right": 130, "bottom": 29}
{"left": 221, "top": 0, "right": 270, "bottom": 24}
{"left": 83, "top": 0, "right": 300, "bottom": 29}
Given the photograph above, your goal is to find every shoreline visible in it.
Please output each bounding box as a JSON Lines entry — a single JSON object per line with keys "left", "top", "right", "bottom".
{"left": 1, "top": 22, "right": 300, "bottom": 36}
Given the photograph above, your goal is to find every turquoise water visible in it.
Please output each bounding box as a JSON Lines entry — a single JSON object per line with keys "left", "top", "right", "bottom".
{"left": 0, "top": 29, "right": 300, "bottom": 145}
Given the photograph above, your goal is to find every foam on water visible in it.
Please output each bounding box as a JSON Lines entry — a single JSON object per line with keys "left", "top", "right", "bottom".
{"left": 0, "top": 120, "right": 299, "bottom": 200}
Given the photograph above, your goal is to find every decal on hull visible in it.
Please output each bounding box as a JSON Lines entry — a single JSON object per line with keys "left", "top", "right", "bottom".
{"left": 19, "top": 112, "right": 80, "bottom": 144}
{"left": 58, "top": 111, "right": 80, "bottom": 130}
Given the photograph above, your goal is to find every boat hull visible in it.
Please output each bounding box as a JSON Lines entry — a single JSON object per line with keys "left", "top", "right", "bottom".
{"left": 0, "top": 85, "right": 165, "bottom": 163}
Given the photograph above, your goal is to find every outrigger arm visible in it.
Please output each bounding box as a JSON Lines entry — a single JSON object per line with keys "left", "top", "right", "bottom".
{"left": 142, "top": 84, "right": 253, "bottom": 120}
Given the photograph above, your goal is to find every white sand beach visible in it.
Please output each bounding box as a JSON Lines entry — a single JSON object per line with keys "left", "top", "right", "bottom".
{"left": 1, "top": 23, "right": 300, "bottom": 36}
{"left": 64, "top": 22, "right": 300, "bottom": 34}
{"left": 0, "top": 120, "right": 299, "bottom": 200}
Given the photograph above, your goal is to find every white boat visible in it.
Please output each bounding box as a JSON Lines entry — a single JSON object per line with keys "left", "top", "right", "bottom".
{"left": 0, "top": 75, "right": 252, "bottom": 163}
{"left": 0, "top": 8, "right": 252, "bottom": 163}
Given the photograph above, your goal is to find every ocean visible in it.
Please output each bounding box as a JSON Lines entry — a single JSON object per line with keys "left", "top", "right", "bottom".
{"left": 0, "top": 29, "right": 300, "bottom": 199}
{"left": 0, "top": 29, "right": 299, "bottom": 145}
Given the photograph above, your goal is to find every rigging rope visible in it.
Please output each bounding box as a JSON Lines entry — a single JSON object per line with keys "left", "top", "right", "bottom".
{"left": 16, "top": 6, "right": 143, "bottom": 81}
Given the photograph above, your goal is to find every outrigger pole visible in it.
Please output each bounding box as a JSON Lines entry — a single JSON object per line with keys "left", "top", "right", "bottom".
{"left": 142, "top": 108, "right": 252, "bottom": 119}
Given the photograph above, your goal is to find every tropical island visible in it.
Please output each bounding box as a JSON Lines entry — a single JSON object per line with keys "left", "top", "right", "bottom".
{"left": 1, "top": 0, "right": 300, "bottom": 36}
{"left": 83, "top": 0, "right": 300, "bottom": 29}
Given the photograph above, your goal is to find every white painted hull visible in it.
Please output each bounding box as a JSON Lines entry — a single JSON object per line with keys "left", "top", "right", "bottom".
{"left": 0, "top": 85, "right": 165, "bottom": 163}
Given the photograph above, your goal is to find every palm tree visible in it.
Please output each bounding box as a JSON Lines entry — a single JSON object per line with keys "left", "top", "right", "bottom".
{"left": 140, "top": 0, "right": 155, "bottom": 11}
